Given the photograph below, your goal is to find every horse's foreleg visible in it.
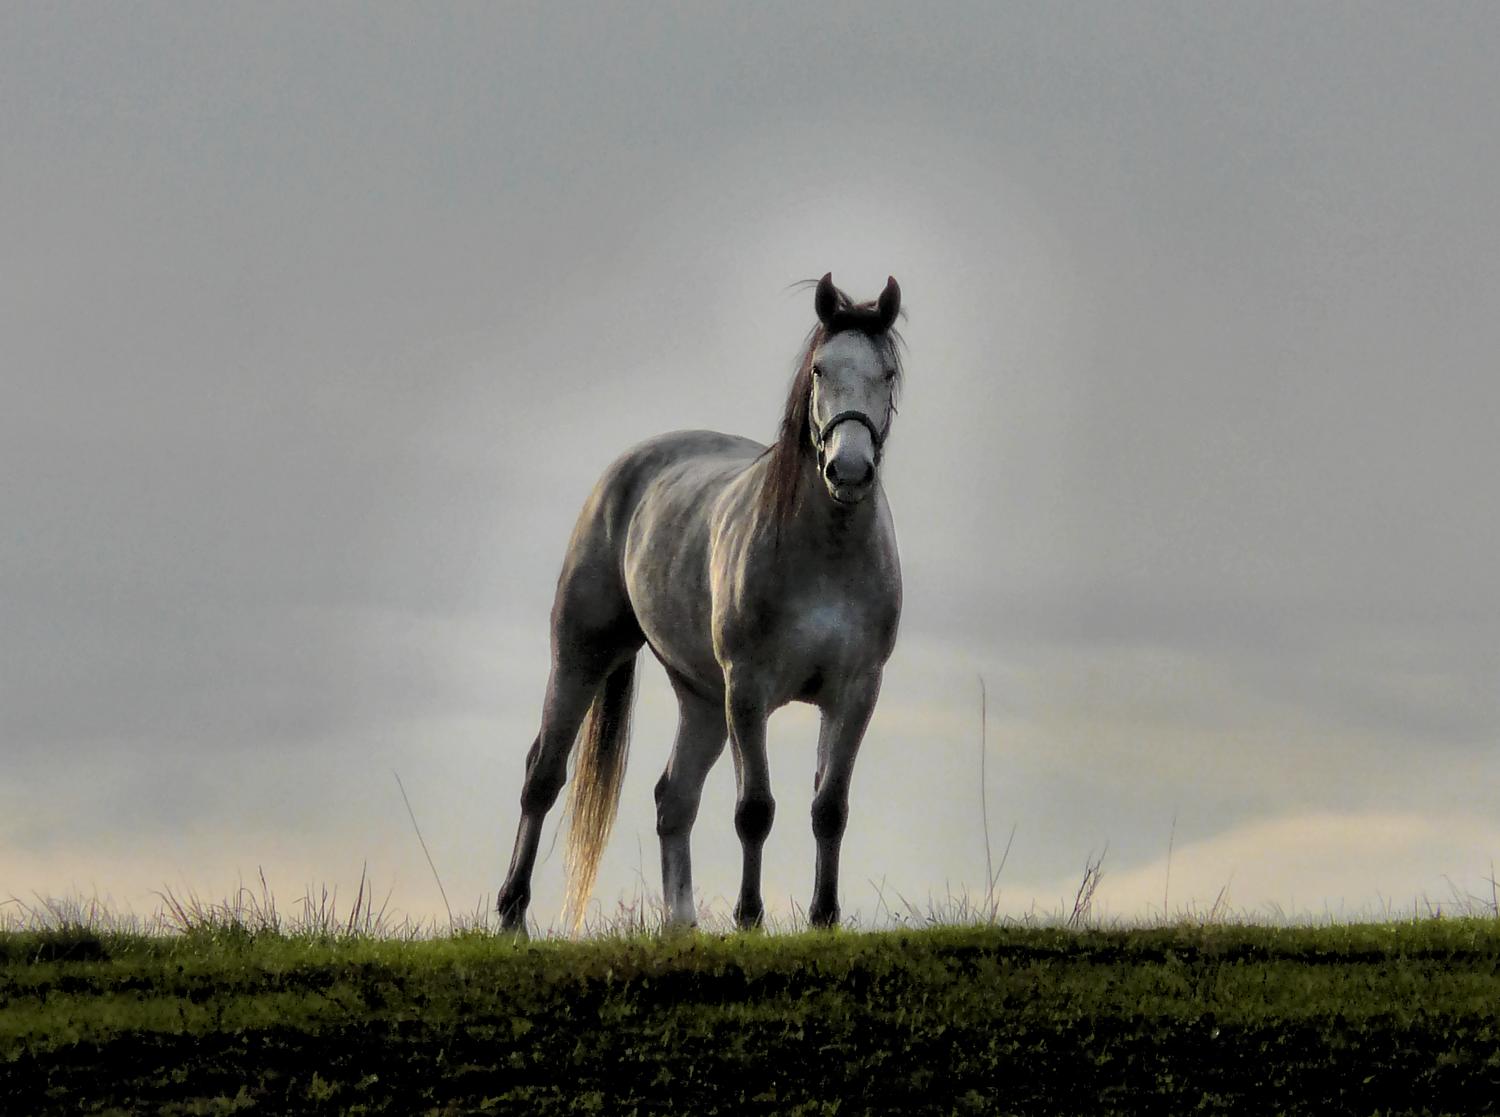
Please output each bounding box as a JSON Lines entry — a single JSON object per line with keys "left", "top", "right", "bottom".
{"left": 809, "top": 671, "right": 883, "bottom": 928}
{"left": 726, "top": 681, "right": 774, "bottom": 929}
{"left": 496, "top": 665, "right": 601, "bottom": 933}
{"left": 655, "top": 686, "right": 727, "bottom": 928}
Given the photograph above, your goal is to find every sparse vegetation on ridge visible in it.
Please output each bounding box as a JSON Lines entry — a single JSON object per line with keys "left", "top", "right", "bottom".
{"left": 4, "top": 893, "right": 1500, "bottom": 1115}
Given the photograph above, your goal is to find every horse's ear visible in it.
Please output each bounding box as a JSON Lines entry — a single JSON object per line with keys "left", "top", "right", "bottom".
{"left": 876, "top": 276, "right": 901, "bottom": 331}
{"left": 815, "top": 272, "right": 839, "bottom": 325}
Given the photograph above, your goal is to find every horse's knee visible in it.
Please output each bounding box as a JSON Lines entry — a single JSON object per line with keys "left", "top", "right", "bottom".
{"left": 811, "top": 793, "right": 848, "bottom": 843}
{"left": 734, "top": 793, "right": 775, "bottom": 845}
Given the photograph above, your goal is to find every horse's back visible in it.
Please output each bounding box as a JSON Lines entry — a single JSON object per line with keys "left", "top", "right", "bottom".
{"left": 551, "top": 430, "right": 762, "bottom": 671}
{"left": 582, "top": 429, "right": 762, "bottom": 538}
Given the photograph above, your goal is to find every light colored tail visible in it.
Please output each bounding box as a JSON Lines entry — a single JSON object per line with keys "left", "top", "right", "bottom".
{"left": 562, "top": 654, "right": 638, "bottom": 931}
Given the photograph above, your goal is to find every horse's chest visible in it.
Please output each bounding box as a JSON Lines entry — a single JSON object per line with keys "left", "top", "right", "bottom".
{"left": 710, "top": 517, "right": 900, "bottom": 701}
{"left": 789, "top": 602, "right": 861, "bottom": 659}
{"left": 770, "top": 592, "right": 890, "bottom": 683}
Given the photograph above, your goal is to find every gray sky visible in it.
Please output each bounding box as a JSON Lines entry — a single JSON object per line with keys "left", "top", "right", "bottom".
{"left": 5, "top": 3, "right": 1499, "bottom": 929}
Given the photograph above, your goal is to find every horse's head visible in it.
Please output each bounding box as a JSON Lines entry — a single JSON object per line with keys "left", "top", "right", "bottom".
{"left": 808, "top": 272, "right": 901, "bottom": 507}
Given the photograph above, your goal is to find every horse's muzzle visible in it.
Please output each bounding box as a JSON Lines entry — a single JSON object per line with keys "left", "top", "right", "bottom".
{"left": 820, "top": 422, "right": 877, "bottom": 505}
{"left": 824, "top": 461, "right": 875, "bottom": 505}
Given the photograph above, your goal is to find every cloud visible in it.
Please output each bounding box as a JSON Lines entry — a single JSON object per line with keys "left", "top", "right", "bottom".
{"left": 1073, "top": 810, "right": 1500, "bottom": 922}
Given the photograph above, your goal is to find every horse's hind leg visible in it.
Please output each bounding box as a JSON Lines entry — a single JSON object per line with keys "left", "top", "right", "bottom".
{"left": 496, "top": 661, "right": 606, "bottom": 932}
{"left": 498, "top": 550, "right": 642, "bottom": 933}
{"left": 654, "top": 680, "right": 727, "bottom": 927}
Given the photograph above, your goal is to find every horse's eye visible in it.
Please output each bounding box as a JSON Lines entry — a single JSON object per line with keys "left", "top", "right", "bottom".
{"left": 811, "top": 364, "right": 823, "bottom": 378}
{"left": 883, "top": 368, "right": 896, "bottom": 382}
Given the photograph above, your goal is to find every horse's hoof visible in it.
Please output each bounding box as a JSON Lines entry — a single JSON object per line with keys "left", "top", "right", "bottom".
{"left": 497, "top": 891, "right": 530, "bottom": 937}
{"left": 733, "top": 904, "right": 765, "bottom": 931}
{"left": 809, "top": 902, "right": 840, "bottom": 929}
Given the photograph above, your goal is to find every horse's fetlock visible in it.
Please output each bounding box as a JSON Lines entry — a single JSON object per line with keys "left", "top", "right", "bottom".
{"left": 734, "top": 794, "right": 775, "bottom": 844}
{"left": 810, "top": 794, "right": 848, "bottom": 841}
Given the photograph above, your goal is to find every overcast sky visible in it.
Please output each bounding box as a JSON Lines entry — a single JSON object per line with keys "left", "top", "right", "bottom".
{"left": 5, "top": 3, "right": 1499, "bottom": 931}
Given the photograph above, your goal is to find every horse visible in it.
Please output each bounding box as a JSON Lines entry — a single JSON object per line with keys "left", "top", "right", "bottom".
{"left": 496, "top": 272, "right": 905, "bottom": 934}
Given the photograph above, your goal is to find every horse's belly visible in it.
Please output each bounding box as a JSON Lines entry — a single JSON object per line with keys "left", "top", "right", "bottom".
{"left": 633, "top": 588, "right": 723, "bottom": 696}
{"left": 623, "top": 505, "right": 725, "bottom": 698}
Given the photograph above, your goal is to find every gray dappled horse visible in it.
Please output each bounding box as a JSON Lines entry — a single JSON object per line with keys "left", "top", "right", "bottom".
{"left": 497, "top": 273, "right": 905, "bottom": 934}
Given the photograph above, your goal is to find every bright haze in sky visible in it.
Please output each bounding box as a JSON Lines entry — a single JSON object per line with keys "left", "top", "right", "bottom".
{"left": 4, "top": 4, "right": 1498, "bottom": 930}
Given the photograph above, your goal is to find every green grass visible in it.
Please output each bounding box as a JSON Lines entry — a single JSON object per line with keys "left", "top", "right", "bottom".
{"left": 4, "top": 913, "right": 1500, "bottom": 1115}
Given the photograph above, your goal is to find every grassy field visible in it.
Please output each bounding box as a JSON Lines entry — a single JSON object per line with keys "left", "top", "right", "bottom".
{"left": 4, "top": 909, "right": 1500, "bottom": 1116}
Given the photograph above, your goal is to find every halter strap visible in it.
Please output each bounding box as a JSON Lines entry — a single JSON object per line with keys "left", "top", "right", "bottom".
{"left": 811, "top": 408, "right": 892, "bottom": 466}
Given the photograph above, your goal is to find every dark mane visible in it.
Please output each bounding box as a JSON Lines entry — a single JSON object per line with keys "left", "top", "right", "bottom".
{"left": 759, "top": 283, "right": 905, "bottom": 526}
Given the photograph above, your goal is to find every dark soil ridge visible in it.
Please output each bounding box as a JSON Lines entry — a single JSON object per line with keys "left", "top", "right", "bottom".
{"left": 5, "top": 922, "right": 1500, "bottom": 1115}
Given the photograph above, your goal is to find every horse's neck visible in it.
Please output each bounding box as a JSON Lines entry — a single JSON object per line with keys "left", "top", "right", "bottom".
{"left": 779, "top": 457, "right": 881, "bottom": 554}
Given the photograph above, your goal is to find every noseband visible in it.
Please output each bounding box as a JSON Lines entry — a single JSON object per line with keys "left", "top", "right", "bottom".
{"left": 811, "top": 407, "right": 892, "bottom": 470}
